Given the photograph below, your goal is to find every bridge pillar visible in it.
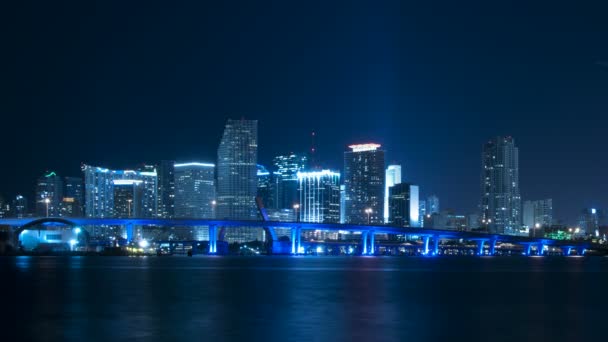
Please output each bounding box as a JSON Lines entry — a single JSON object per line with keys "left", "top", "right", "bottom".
{"left": 296, "top": 227, "right": 302, "bottom": 254}
{"left": 361, "top": 231, "right": 368, "bottom": 255}
{"left": 423, "top": 236, "right": 430, "bottom": 255}
{"left": 477, "top": 240, "right": 485, "bottom": 256}
{"left": 564, "top": 247, "right": 572, "bottom": 256}
{"left": 537, "top": 243, "right": 544, "bottom": 256}
{"left": 490, "top": 239, "right": 497, "bottom": 256}
{"left": 291, "top": 227, "right": 297, "bottom": 254}
{"left": 433, "top": 236, "right": 440, "bottom": 255}
{"left": 578, "top": 247, "right": 586, "bottom": 256}
{"left": 125, "top": 222, "right": 134, "bottom": 242}
{"left": 525, "top": 244, "right": 532, "bottom": 256}
{"left": 369, "top": 231, "right": 375, "bottom": 255}
{"left": 208, "top": 225, "right": 217, "bottom": 254}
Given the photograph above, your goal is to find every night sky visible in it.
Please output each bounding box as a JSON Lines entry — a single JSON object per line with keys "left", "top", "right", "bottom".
{"left": 2, "top": 1, "right": 608, "bottom": 223}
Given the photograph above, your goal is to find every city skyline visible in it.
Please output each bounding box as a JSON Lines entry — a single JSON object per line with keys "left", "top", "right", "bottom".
{"left": 2, "top": 2, "right": 608, "bottom": 224}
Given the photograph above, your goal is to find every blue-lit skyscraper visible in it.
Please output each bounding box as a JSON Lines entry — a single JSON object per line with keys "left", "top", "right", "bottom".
{"left": 35, "top": 171, "right": 63, "bottom": 217}
{"left": 257, "top": 164, "right": 276, "bottom": 209}
{"left": 174, "top": 162, "right": 216, "bottom": 218}
{"left": 427, "top": 195, "right": 440, "bottom": 215}
{"left": 297, "top": 170, "right": 341, "bottom": 223}
{"left": 344, "top": 143, "right": 385, "bottom": 224}
{"left": 157, "top": 160, "right": 175, "bottom": 218}
{"left": 388, "top": 183, "right": 420, "bottom": 227}
{"left": 216, "top": 119, "right": 259, "bottom": 242}
{"left": 274, "top": 153, "right": 308, "bottom": 209}
{"left": 384, "top": 165, "right": 402, "bottom": 223}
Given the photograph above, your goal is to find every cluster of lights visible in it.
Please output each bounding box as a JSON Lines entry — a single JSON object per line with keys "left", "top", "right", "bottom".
{"left": 348, "top": 143, "right": 381, "bottom": 152}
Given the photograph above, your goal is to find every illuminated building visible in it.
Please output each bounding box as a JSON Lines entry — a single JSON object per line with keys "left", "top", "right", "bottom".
{"left": 480, "top": 136, "right": 521, "bottom": 234}
{"left": 273, "top": 153, "right": 308, "bottom": 209}
{"left": 174, "top": 162, "right": 216, "bottom": 218}
{"left": 579, "top": 208, "right": 606, "bottom": 237}
{"left": 388, "top": 183, "right": 420, "bottom": 227}
{"left": 35, "top": 171, "right": 63, "bottom": 217}
{"left": 157, "top": 160, "right": 175, "bottom": 218}
{"left": 64, "top": 177, "right": 84, "bottom": 217}
{"left": 427, "top": 195, "right": 440, "bottom": 215}
{"left": 12, "top": 195, "right": 28, "bottom": 218}
{"left": 523, "top": 199, "right": 553, "bottom": 229}
{"left": 297, "top": 170, "right": 340, "bottom": 223}
{"left": 82, "top": 165, "right": 158, "bottom": 218}
{"left": 343, "top": 143, "right": 385, "bottom": 224}
{"left": 113, "top": 180, "right": 143, "bottom": 218}
{"left": 216, "top": 119, "right": 260, "bottom": 242}
{"left": 257, "top": 164, "right": 276, "bottom": 209}
{"left": 384, "top": 165, "right": 402, "bottom": 223}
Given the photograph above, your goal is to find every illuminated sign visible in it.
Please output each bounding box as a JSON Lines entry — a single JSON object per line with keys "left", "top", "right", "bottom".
{"left": 174, "top": 162, "right": 215, "bottom": 168}
{"left": 348, "top": 143, "right": 381, "bottom": 152}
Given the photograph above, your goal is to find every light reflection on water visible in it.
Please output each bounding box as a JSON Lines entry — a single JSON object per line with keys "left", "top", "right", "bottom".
{"left": 2, "top": 256, "right": 608, "bottom": 341}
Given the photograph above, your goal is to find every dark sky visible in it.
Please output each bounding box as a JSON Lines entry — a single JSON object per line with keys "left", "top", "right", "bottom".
{"left": 2, "top": 1, "right": 608, "bottom": 223}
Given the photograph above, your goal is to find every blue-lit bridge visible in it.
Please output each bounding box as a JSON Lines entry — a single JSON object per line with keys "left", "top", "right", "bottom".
{"left": 0, "top": 217, "right": 596, "bottom": 256}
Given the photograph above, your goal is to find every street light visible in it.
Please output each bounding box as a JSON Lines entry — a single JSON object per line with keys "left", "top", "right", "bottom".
{"left": 293, "top": 204, "right": 300, "bottom": 222}
{"left": 534, "top": 223, "right": 540, "bottom": 238}
{"left": 44, "top": 198, "right": 50, "bottom": 217}
{"left": 365, "top": 208, "right": 372, "bottom": 224}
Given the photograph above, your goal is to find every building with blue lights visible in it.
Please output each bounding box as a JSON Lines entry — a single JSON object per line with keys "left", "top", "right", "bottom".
{"left": 426, "top": 195, "right": 440, "bottom": 215}
{"left": 216, "top": 119, "right": 260, "bottom": 242}
{"left": 523, "top": 199, "right": 553, "bottom": 230}
{"left": 174, "top": 162, "right": 216, "bottom": 219}
{"left": 157, "top": 160, "right": 175, "bottom": 218}
{"left": 35, "top": 171, "right": 63, "bottom": 217}
{"left": 297, "top": 170, "right": 340, "bottom": 223}
{"left": 256, "top": 164, "right": 276, "bottom": 209}
{"left": 344, "top": 144, "right": 385, "bottom": 224}
{"left": 82, "top": 165, "right": 158, "bottom": 219}
{"left": 480, "top": 136, "right": 522, "bottom": 235}
{"left": 388, "top": 183, "right": 420, "bottom": 227}
{"left": 384, "top": 165, "right": 402, "bottom": 223}
{"left": 273, "top": 153, "right": 308, "bottom": 210}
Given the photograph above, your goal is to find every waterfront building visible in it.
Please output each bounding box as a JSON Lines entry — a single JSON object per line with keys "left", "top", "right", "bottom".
{"left": 384, "top": 165, "right": 402, "bottom": 223}
{"left": 273, "top": 153, "right": 308, "bottom": 209}
{"left": 427, "top": 195, "right": 440, "bottom": 215}
{"left": 257, "top": 164, "right": 276, "bottom": 209}
{"left": 35, "top": 171, "right": 63, "bottom": 217}
{"left": 480, "top": 136, "right": 522, "bottom": 234}
{"left": 388, "top": 183, "right": 420, "bottom": 227}
{"left": 157, "top": 160, "right": 175, "bottom": 218}
{"left": 173, "top": 162, "right": 216, "bottom": 218}
{"left": 297, "top": 170, "right": 340, "bottom": 223}
{"left": 343, "top": 143, "right": 385, "bottom": 224}
{"left": 523, "top": 199, "right": 553, "bottom": 229}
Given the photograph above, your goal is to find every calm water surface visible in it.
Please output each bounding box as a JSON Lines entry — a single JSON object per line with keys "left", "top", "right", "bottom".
{"left": 2, "top": 256, "right": 607, "bottom": 341}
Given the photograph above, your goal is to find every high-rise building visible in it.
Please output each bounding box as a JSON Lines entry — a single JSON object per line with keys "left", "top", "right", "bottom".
{"left": 274, "top": 153, "right": 308, "bottom": 209}
{"left": 257, "top": 164, "right": 276, "bottom": 209}
{"left": 523, "top": 199, "right": 553, "bottom": 229}
{"left": 418, "top": 200, "right": 426, "bottom": 227}
{"left": 64, "top": 177, "right": 84, "bottom": 216}
{"left": 216, "top": 119, "right": 259, "bottom": 242}
{"left": 82, "top": 165, "right": 158, "bottom": 218}
{"left": 0, "top": 195, "right": 8, "bottom": 218}
{"left": 384, "top": 165, "right": 402, "bottom": 223}
{"left": 12, "top": 195, "right": 28, "bottom": 218}
{"left": 113, "top": 180, "right": 143, "bottom": 218}
{"left": 427, "top": 195, "right": 440, "bottom": 215}
{"left": 388, "top": 183, "right": 420, "bottom": 227}
{"left": 297, "top": 170, "right": 340, "bottom": 223}
{"left": 339, "top": 185, "right": 346, "bottom": 224}
{"left": 157, "top": 160, "right": 175, "bottom": 218}
{"left": 480, "top": 136, "right": 522, "bottom": 234}
{"left": 174, "top": 162, "right": 216, "bottom": 218}
{"left": 35, "top": 171, "right": 63, "bottom": 217}
{"left": 344, "top": 143, "right": 385, "bottom": 224}
{"left": 579, "top": 208, "right": 606, "bottom": 237}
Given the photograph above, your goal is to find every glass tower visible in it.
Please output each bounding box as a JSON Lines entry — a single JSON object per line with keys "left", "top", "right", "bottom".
{"left": 480, "top": 136, "right": 521, "bottom": 234}
{"left": 343, "top": 143, "right": 385, "bottom": 224}
{"left": 216, "top": 119, "right": 259, "bottom": 242}
{"left": 174, "top": 162, "right": 216, "bottom": 218}
{"left": 297, "top": 170, "right": 341, "bottom": 223}
{"left": 384, "top": 165, "right": 402, "bottom": 223}
{"left": 35, "top": 171, "right": 63, "bottom": 217}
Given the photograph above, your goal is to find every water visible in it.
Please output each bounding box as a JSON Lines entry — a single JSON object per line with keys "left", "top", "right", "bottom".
{"left": 2, "top": 256, "right": 607, "bottom": 341}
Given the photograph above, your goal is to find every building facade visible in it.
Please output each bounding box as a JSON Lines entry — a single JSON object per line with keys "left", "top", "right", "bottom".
{"left": 343, "top": 143, "right": 385, "bottom": 224}
{"left": 173, "top": 162, "right": 216, "bottom": 218}
{"left": 273, "top": 153, "right": 308, "bottom": 209}
{"left": 523, "top": 199, "right": 553, "bottom": 229}
{"left": 480, "top": 136, "right": 522, "bottom": 234}
{"left": 216, "top": 119, "right": 259, "bottom": 242}
{"left": 426, "top": 195, "right": 440, "bottom": 215}
{"left": 388, "top": 183, "right": 420, "bottom": 227}
{"left": 297, "top": 170, "right": 340, "bottom": 223}
{"left": 157, "top": 160, "right": 175, "bottom": 218}
{"left": 384, "top": 165, "right": 402, "bottom": 223}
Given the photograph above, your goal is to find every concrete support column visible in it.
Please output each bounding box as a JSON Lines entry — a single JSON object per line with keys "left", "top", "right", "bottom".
{"left": 369, "top": 231, "right": 375, "bottom": 255}
{"left": 477, "top": 240, "right": 485, "bottom": 256}
{"left": 208, "top": 225, "right": 217, "bottom": 254}
{"left": 490, "top": 239, "right": 497, "bottom": 256}
{"left": 423, "top": 236, "right": 430, "bottom": 255}
{"left": 525, "top": 244, "right": 532, "bottom": 256}
{"left": 291, "top": 228, "right": 297, "bottom": 254}
{"left": 296, "top": 227, "right": 302, "bottom": 254}
{"left": 126, "top": 222, "right": 134, "bottom": 242}
{"left": 433, "top": 236, "right": 440, "bottom": 255}
{"left": 362, "top": 231, "right": 368, "bottom": 255}
{"left": 564, "top": 247, "right": 572, "bottom": 256}
{"left": 537, "top": 243, "right": 544, "bottom": 256}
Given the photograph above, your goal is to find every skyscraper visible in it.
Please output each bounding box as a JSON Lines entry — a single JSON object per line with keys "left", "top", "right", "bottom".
{"left": 174, "top": 162, "right": 216, "bottom": 218}
{"left": 523, "top": 199, "right": 553, "bottom": 229}
{"left": 35, "top": 171, "right": 63, "bottom": 217}
{"left": 113, "top": 180, "right": 143, "bottom": 218}
{"left": 344, "top": 143, "right": 385, "bottom": 224}
{"left": 157, "top": 160, "right": 175, "bottom": 218}
{"left": 427, "top": 195, "right": 440, "bottom": 215}
{"left": 297, "top": 170, "right": 341, "bottom": 223}
{"left": 82, "top": 165, "right": 158, "bottom": 218}
{"left": 384, "top": 165, "right": 402, "bottom": 223}
{"left": 273, "top": 153, "right": 308, "bottom": 209}
{"left": 480, "top": 136, "right": 522, "bottom": 234}
{"left": 579, "top": 208, "right": 606, "bottom": 237}
{"left": 12, "top": 195, "right": 28, "bottom": 218}
{"left": 216, "top": 119, "right": 259, "bottom": 242}
{"left": 64, "top": 176, "right": 84, "bottom": 216}
{"left": 256, "top": 164, "right": 275, "bottom": 209}
{"left": 388, "top": 183, "right": 420, "bottom": 227}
